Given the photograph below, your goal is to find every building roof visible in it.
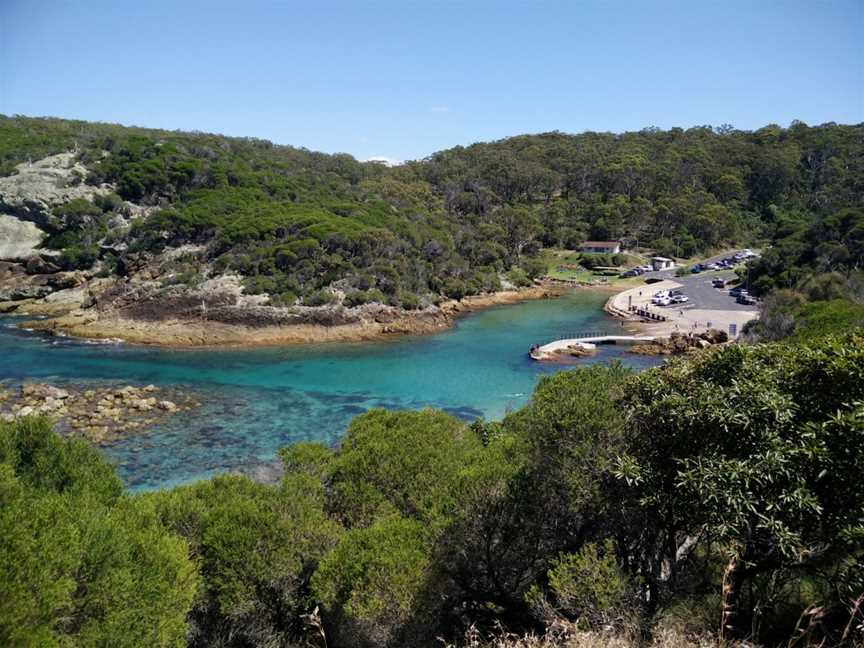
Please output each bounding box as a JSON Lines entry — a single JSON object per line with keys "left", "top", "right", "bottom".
{"left": 651, "top": 256, "right": 673, "bottom": 261}
{"left": 580, "top": 241, "right": 620, "bottom": 247}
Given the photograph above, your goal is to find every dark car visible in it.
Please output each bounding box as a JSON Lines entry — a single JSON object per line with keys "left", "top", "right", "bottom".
{"left": 690, "top": 264, "right": 704, "bottom": 273}
{"left": 729, "top": 286, "right": 748, "bottom": 297}
{"left": 737, "top": 294, "right": 757, "bottom": 305}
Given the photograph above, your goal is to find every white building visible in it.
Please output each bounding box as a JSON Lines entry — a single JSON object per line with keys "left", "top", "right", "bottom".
{"left": 578, "top": 240, "right": 622, "bottom": 254}
{"left": 651, "top": 256, "right": 675, "bottom": 271}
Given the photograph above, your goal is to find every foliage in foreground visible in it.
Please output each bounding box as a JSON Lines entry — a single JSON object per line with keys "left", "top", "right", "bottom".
{"left": 1, "top": 336, "right": 863, "bottom": 647}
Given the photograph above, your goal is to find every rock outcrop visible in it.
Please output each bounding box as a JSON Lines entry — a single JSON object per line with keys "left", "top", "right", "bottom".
{"left": 0, "top": 152, "right": 111, "bottom": 228}
{"left": 0, "top": 214, "right": 46, "bottom": 261}
{"left": 628, "top": 329, "right": 730, "bottom": 355}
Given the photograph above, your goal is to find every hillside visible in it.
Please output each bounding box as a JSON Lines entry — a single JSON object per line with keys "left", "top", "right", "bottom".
{"left": 0, "top": 116, "right": 862, "bottom": 343}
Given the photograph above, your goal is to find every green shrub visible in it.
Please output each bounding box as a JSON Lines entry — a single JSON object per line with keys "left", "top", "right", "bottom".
{"left": 536, "top": 540, "right": 634, "bottom": 629}
{"left": 149, "top": 473, "right": 341, "bottom": 646}
{"left": 398, "top": 291, "right": 421, "bottom": 310}
{"left": 304, "top": 289, "right": 339, "bottom": 307}
{"left": 57, "top": 244, "right": 99, "bottom": 270}
{"left": 327, "top": 408, "right": 482, "bottom": 528}
{"left": 0, "top": 417, "right": 198, "bottom": 647}
{"left": 268, "top": 291, "right": 297, "bottom": 307}
{"left": 520, "top": 257, "right": 547, "bottom": 279}
{"left": 505, "top": 267, "right": 531, "bottom": 287}
{"left": 311, "top": 516, "right": 432, "bottom": 648}
{"left": 344, "top": 288, "right": 387, "bottom": 308}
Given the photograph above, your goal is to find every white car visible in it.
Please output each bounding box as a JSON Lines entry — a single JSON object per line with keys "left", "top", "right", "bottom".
{"left": 653, "top": 290, "right": 670, "bottom": 299}
{"left": 653, "top": 296, "right": 672, "bottom": 306}
{"left": 671, "top": 294, "right": 689, "bottom": 304}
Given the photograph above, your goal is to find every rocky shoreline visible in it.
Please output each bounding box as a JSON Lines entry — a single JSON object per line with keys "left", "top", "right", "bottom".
{"left": 0, "top": 382, "right": 199, "bottom": 445}
{"left": 10, "top": 282, "right": 568, "bottom": 348}
{"left": 627, "top": 329, "right": 730, "bottom": 355}
{"left": 0, "top": 150, "right": 576, "bottom": 349}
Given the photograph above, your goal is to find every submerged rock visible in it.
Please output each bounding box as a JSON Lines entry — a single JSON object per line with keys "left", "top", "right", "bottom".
{"left": 1, "top": 382, "right": 200, "bottom": 445}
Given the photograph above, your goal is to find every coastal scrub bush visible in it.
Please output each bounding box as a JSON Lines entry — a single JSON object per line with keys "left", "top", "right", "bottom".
{"left": 443, "top": 278, "right": 467, "bottom": 300}
{"left": 344, "top": 288, "right": 387, "bottom": 308}
{"left": 268, "top": 290, "right": 297, "bottom": 307}
{"left": 506, "top": 266, "right": 532, "bottom": 287}
{"left": 57, "top": 243, "right": 99, "bottom": 270}
{"left": 0, "top": 416, "right": 198, "bottom": 647}
{"left": 434, "top": 365, "right": 632, "bottom": 629}
{"left": 148, "top": 472, "right": 341, "bottom": 647}
{"left": 303, "top": 289, "right": 339, "bottom": 307}
{"left": 620, "top": 335, "right": 864, "bottom": 642}
{"left": 520, "top": 256, "right": 547, "bottom": 279}
{"left": 326, "top": 408, "right": 482, "bottom": 529}
{"left": 527, "top": 540, "right": 635, "bottom": 630}
{"left": 398, "top": 290, "right": 421, "bottom": 309}
{"left": 311, "top": 515, "right": 434, "bottom": 648}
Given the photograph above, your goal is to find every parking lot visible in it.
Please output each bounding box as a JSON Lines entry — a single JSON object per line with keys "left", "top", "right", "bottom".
{"left": 640, "top": 250, "right": 758, "bottom": 312}
{"left": 610, "top": 250, "right": 761, "bottom": 336}
{"left": 662, "top": 271, "right": 756, "bottom": 312}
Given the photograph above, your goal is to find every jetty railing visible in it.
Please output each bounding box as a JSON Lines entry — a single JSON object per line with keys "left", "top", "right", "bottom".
{"left": 534, "top": 330, "right": 619, "bottom": 347}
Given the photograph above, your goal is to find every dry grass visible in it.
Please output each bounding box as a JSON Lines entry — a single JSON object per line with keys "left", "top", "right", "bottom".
{"left": 442, "top": 620, "right": 734, "bottom": 648}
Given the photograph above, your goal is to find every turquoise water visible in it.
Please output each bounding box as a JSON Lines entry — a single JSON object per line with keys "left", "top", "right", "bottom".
{"left": 1, "top": 290, "right": 660, "bottom": 490}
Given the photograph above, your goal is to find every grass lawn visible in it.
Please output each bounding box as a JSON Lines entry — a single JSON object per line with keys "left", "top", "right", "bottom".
{"left": 539, "top": 248, "right": 647, "bottom": 283}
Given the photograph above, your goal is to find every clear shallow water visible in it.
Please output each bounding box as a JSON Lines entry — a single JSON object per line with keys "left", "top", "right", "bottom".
{"left": 1, "top": 290, "right": 660, "bottom": 490}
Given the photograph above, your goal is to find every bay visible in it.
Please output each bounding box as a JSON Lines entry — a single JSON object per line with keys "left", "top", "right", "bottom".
{"left": 0, "top": 289, "right": 660, "bottom": 490}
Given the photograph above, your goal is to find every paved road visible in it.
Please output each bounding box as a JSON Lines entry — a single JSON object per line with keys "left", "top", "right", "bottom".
{"left": 641, "top": 250, "right": 757, "bottom": 313}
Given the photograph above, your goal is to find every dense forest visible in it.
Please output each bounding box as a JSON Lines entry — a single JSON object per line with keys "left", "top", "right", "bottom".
{"left": 2, "top": 334, "right": 862, "bottom": 647}
{"left": 1, "top": 116, "right": 862, "bottom": 307}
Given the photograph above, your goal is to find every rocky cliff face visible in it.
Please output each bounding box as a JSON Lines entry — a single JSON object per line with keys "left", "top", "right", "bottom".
{"left": 0, "top": 153, "right": 113, "bottom": 311}
{"left": 0, "top": 152, "right": 111, "bottom": 228}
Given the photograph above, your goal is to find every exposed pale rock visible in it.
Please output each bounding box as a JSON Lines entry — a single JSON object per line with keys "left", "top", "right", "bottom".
{"left": 0, "top": 215, "right": 45, "bottom": 261}
{"left": 43, "top": 286, "right": 87, "bottom": 306}
{"left": 0, "top": 153, "right": 112, "bottom": 228}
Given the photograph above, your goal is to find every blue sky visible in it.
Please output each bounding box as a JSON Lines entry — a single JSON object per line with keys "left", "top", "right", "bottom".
{"left": 1, "top": 1, "right": 861, "bottom": 162}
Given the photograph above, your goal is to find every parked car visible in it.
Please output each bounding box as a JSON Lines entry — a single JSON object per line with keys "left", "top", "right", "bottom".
{"left": 729, "top": 286, "right": 748, "bottom": 297}
{"left": 639, "top": 265, "right": 653, "bottom": 273}
{"left": 671, "top": 294, "right": 689, "bottom": 304}
{"left": 654, "top": 296, "right": 673, "bottom": 306}
{"left": 737, "top": 294, "right": 757, "bottom": 305}
{"left": 690, "top": 264, "right": 704, "bottom": 273}
{"left": 712, "top": 277, "right": 730, "bottom": 288}
{"left": 653, "top": 289, "right": 670, "bottom": 299}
